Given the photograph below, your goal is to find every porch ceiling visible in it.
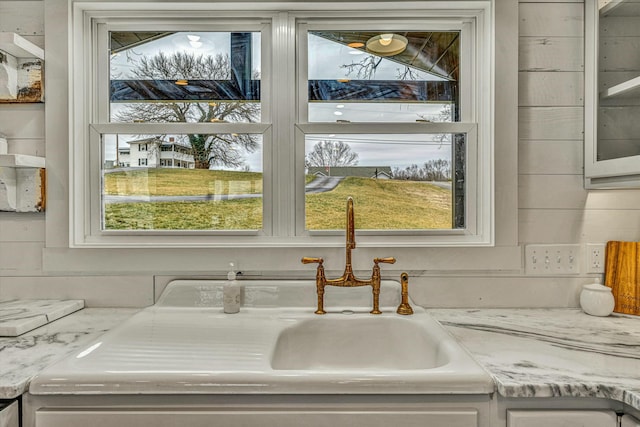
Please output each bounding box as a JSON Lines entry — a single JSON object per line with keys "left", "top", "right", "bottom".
{"left": 312, "top": 31, "right": 460, "bottom": 81}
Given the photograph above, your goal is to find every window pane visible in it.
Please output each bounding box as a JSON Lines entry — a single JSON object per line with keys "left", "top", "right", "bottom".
{"left": 308, "top": 31, "right": 459, "bottom": 123}
{"left": 110, "top": 31, "right": 261, "bottom": 123}
{"left": 304, "top": 133, "right": 464, "bottom": 231}
{"left": 102, "top": 134, "right": 263, "bottom": 230}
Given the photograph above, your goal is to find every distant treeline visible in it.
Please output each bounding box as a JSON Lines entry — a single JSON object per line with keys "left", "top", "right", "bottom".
{"left": 392, "top": 159, "right": 451, "bottom": 181}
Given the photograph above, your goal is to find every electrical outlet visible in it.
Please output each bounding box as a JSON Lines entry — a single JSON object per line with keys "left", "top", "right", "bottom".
{"left": 586, "top": 243, "right": 606, "bottom": 274}
{"left": 525, "top": 244, "right": 581, "bottom": 275}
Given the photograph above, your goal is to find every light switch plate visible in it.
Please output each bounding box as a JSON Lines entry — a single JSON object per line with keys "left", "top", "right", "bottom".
{"left": 525, "top": 244, "right": 581, "bottom": 275}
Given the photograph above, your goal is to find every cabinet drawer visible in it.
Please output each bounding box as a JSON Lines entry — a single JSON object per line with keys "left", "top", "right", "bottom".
{"left": 37, "top": 409, "right": 478, "bottom": 427}
{"left": 508, "top": 409, "right": 617, "bottom": 427}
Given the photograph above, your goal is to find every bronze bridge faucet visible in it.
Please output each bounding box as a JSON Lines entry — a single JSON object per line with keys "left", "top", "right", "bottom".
{"left": 301, "top": 196, "right": 413, "bottom": 315}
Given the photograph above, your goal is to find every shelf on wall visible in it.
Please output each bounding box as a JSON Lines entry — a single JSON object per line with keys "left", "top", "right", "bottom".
{"left": 600, "top": 0, "right": 640, "bottom": 17}
{"left": 0, "top": 32, "right": 44, "bottom": 103}
{"left": 0, "top": 154, "right": 46, "bottom": 212}
{"left": 600, "top": 0, "right": 624, "bottom": 14}
{"left": 0, "top": 32, "right": 44, "bottom": 59}
{"left": 602, "top": 76, "right": 640, "bottom": 99}
{"left": 0, "top": 154, "right": 45, "bottom": 168}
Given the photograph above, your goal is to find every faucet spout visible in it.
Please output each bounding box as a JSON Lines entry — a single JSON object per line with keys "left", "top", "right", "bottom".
{"left": 346, "top": 196, "right": 355, "bottom": 250}
{"left": 345, "top": 197, "right": 356, "bottom": 278}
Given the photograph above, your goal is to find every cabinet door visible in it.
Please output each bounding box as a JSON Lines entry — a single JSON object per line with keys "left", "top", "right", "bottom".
{"left": 507, "top": 409, "right": 617, "bottom": 427}
{"left": 0, "top": 401, "right": 19, "bottom": 427}
{"left": 585, "top": 0, "right": 640, "bottom": 188}
{"left": 622, "top": 414, "right": 640, "bottom": 427}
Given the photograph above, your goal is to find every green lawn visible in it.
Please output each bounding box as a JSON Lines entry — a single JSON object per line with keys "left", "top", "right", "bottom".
{"left": 306, "top": 177, "right": 452, "bottom": 230}
{"left": 103, "top": 169, "right": 452, "bottom": 230}
{"left": 105, "top": 168, "right": 263, "bottom": 196}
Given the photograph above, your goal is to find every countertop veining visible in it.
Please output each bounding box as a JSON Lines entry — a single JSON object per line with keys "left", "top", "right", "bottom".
{"left": 0, "top": 308, "right": 138, "bottom": 399}
{"left": 0, "top": 299, "right": 85, "bottom": 337}
{"left": 1, "top": 307, "right": 639, "bottom": 409}
{"left": 431, "top": 308, "right": 640, "bottom": 409}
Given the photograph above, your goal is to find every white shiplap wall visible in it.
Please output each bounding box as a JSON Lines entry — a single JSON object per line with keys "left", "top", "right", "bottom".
{"left": 0, "top": 2, "right": 45, "bottom": 275}
{"left": 1, "top": 0, "right": 638, "bottom": 308}
{"left": 0, "top": 1, "right": 153, "bottom": 306}
{"left": 519, "top": 1, "right": 588, "bottom": 245}
{"left": 519, "top": 1, "right": 640, "bottom": 246}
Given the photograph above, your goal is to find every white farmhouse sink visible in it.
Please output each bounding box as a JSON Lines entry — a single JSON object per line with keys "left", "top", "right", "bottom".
{"left": 272, "top": 316, "right": 447, "bottom": 370}
{"left": 29, "top": 280, "right": 494, "bottom": 396}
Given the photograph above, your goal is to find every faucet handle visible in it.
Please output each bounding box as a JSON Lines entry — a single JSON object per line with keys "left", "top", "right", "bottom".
{"left": 301, "top": 257, "right": 323, "bottom": 265}
{"left": 374, "top": 257, "right": 396, "bottom": 265}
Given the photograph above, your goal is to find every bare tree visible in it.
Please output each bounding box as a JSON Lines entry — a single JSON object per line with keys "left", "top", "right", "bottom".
{"left": 341, "top": 54, "right": 419, "bottom": 80}
{"left": 114, "top": 51, "right": 260, "bottom": 169}
{"left": 423, "top": 159, "right": 451, "bottom": 181}
{"left": 396, "top": 66, "right": 421, "bottom": 80}
{"left": 305, "top": 141, "right": 359, "bottom": 167}
{"left": 340, "top": 55, "right": 383, "bottom": 79}
{"left": 392, "top": 159, "right": 451, "bottom": 181}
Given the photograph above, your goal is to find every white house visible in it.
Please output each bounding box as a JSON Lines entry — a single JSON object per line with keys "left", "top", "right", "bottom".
{"left": 117, "top": 137, "right": 195, "bottom": 169}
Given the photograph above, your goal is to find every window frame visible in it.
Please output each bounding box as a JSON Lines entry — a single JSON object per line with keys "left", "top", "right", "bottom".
{"left": 69, "top": 2, "right": 494, "bottom": 248}
{"left": 74, "top": 13, "right": 274, "bottom": 245}
{"left": 294, "top": 17, "right": 486, "bottom": 244}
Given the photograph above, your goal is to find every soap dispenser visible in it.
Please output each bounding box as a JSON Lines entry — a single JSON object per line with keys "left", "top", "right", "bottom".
{"left": 223, "top": 263, "right": 240, "bottom": 314}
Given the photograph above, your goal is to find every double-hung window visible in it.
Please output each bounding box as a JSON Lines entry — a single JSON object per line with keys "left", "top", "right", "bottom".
{"left": 70, "top": 2, "right": 493, "bottom": 248}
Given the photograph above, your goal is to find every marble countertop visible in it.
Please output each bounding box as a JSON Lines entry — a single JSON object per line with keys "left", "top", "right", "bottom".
{"left": 430, "top": 308, "right": 640, "bottom": 409}
{"left": 0, "top": 299, "right": 84, "bottom": 337}
{"left": 0, "top": 308, "right": 138, "bottom": 399}
{"left": 1, "top": 307, "right": 639, "bottom": 409}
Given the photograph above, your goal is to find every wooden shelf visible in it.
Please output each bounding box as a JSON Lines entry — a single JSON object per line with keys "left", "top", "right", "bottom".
{"left": 602, "top": 76, "right": 640, "bottom": 99}
{"left": 0, "top": 32, "right": 44, "bottom": 59}
{"left": 0, "top": 153, "right": 46, "bottom": 212}
{"left": 0, "top": 154, "right": 45, "bottom": 168}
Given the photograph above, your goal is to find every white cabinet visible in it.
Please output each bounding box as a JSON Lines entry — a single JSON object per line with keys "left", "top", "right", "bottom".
{"left": 37, "top": 409, "right": 478, "bottom": 427}
{"left": 0, "top": 401, "right": 19, "bottom": 427}
{"left": 622, "top": 414, "right": 640, "bottom": 427}
{"left": 585, "top": 0, "right": 640, "bottom": 188}
{"left": 32, "top": 402, "right": 640, "bottom": 427}
{"left": 24, "top": 393, "right": 492, "bottom": 427}
{"left": 507, "top": 409, "right": 618, "bottom": 427}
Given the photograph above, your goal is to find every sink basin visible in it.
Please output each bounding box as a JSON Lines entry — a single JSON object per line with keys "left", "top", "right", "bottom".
{"left": 29, "top": 280, "right": 494, "bottom": 396}
{"left": 271, "top": 316, "right": 446, "bottom": 370}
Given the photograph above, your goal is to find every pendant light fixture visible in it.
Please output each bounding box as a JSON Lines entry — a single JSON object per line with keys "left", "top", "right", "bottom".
{"left": 365, "top": 33, "right": 408, "bottom": 57}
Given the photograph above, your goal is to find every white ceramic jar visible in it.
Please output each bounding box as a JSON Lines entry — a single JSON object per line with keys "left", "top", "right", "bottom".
{"left": 580, "top": 279, "right": 615, "bottom": 317}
